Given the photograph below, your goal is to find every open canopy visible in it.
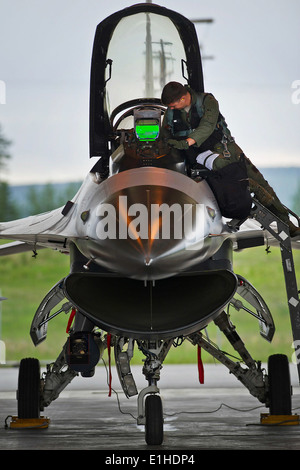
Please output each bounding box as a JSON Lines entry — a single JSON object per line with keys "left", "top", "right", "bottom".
{"left": 89, "top": 3, "right": 204, "bottom": 159}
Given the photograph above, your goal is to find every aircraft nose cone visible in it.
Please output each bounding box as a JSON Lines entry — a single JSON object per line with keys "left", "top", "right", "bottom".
{"left": 94, "top": 186, "right": 206, "bottom": 278}
{"left": 75, "top": 168, "right": 223, "bottom": 280}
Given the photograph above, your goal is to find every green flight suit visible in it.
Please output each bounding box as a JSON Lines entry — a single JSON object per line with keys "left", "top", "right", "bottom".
{"left": 161, "top": 87, "right": 290, "bottom": 225}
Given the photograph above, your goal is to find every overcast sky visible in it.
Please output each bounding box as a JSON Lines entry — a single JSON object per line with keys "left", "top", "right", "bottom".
{"left": 0, "top": 0, "right": 299, "bottom": 185}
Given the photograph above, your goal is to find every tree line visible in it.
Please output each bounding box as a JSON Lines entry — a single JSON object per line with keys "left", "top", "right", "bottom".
{"left": 0, "top": 125, "right": 80, "bottom": 221}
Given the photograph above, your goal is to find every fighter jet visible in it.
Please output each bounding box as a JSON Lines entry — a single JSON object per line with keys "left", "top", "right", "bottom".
{"left": 1, "top": 3, "right": 300, "bottom": 445}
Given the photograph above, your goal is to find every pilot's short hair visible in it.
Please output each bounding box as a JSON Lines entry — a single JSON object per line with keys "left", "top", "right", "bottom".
{"left": 161, "top": 82, "right": 187, "bottom": 105}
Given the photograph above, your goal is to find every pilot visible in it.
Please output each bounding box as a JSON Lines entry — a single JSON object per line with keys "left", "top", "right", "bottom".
{"left": 161, "top": 81, "right": 300, "bottom": 237}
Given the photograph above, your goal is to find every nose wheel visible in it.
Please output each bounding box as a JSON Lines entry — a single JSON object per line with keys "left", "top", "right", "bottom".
{"left": 137, "top": 385, "right": 164, "bottom": 445}
{"left": 145, "top": 394, "right": 163, "bottom": 445}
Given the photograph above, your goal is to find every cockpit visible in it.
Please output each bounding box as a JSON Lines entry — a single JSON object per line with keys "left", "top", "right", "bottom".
{"left": 109, "top": 104, "right": 186, "bottom": 175}
{"left": 89, "top": 3, "right": 204, "bottom": 177}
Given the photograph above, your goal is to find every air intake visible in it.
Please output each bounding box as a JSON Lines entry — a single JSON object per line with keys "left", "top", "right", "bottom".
{"left": 64, "top": 270, "right": 237, "bottom": 340}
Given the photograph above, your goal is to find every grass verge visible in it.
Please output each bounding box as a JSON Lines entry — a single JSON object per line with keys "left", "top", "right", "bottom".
{"left": 0, "top": 243, "right": 299, "bottom": 367}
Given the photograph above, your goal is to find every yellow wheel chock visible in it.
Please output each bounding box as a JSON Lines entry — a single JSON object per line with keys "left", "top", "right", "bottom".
{"left": 260, "top": 413, "right": 299, "bottom": 426}
{"left": 8, "top": 416, "right": 50, "bottom": 429}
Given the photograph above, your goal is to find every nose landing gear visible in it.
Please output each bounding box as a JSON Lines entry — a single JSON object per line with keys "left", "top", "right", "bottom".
{"left": 136, "top": 339, "right": 172, "bottom": 445}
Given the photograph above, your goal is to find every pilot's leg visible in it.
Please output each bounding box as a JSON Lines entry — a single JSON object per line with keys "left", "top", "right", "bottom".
{"left": 212, "top": 142, "right": 300, "bottom": 237}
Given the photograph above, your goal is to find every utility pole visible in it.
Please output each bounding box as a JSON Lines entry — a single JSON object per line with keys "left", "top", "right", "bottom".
{"left": 144, "top": 1, "right": 214, "bottom": 94}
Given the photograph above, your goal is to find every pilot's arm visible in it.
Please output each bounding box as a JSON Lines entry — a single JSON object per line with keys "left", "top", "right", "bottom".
{"left": 162, "top": 93, "right": 220, "bottom": 149}
{"left": 187, "top": 94, "right": 219, "bottom": 148}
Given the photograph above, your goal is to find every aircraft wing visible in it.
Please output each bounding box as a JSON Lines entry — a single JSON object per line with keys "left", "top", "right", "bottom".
{"left": 0, "top": 240, "right": 46, "bottom": 256}
{"left": 0, "top": 206, "right": 73, "bottom": 255}
{"left": 227, "top": 217, "right": 300, "bottom": 251}
{"left": 0, "top": 174, "right": 93, "bottom": 256}
{"left": 0, "top": 171, "right": 110, "bottom": 257}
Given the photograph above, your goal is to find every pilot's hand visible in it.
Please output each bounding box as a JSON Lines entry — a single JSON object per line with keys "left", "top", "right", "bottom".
{"left": 167, "top": 139, "right": 189, "bottom": 149}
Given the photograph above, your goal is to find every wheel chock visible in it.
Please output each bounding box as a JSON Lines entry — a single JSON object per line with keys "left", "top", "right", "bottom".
{"left": 8, "top": 416, "right": 50, "bottom": 429}
{"left": 260, "top": 413, "right": 299, "bottom": 426}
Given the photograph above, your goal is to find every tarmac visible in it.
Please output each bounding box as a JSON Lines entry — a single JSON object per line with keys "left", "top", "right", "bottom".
{"left": 1, "top": 362, "right": 300, "bottom": 454}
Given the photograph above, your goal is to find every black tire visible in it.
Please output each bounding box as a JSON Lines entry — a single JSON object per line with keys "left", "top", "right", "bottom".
{"left": 17, "top": 358, "right": 41, "bottom": 419}
{"left": 268, "top": 354, "right": 292, "bottom": 415}
{"left": 145, "top": 394, "right": 163, "bottom": 445}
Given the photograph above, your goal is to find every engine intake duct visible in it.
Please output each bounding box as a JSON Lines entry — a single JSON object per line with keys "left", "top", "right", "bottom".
{"left": 64, "top": 270, "right": 237, "bottom": 340}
